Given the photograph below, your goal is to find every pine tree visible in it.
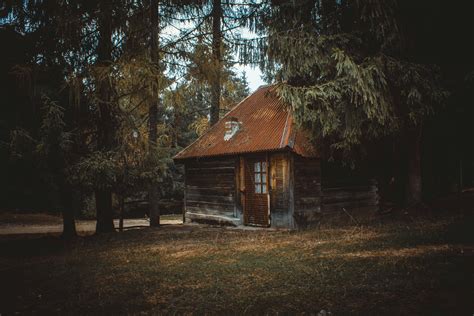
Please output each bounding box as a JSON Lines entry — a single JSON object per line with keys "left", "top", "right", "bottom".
{"left": 209, "top": 0, "right": 223, "bottom": 126}
{"left": 177, "top": 1, "right": 260, "bottom": 125}
{"left": 94, "top": 0, "right": 117, "bottom": 233}
{"left": 148, "top": 0, "right": 161, "bottom": 226}
{"left": 252, "top": 0, "right": 447, "bottom": 205}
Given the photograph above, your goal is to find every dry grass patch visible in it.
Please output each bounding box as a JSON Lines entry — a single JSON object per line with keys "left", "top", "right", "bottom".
{"left": 0, "top": 215, "right": 472, "bottom": 314}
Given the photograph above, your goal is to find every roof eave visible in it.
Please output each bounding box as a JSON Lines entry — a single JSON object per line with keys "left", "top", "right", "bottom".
{"left": 173, "top": 147, "right": 292, "bottom": 161}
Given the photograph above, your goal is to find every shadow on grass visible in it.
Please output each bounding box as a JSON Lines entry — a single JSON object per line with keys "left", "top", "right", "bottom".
{"left": 0, "top": 216, "right": 472, "bottom": 315}
{"left": 0, "top": 235, "right": 72, "bottom": 257}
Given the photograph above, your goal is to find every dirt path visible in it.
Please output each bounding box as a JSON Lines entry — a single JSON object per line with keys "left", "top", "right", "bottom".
{"left": 0, "top": 218, "right": 183, "bottom": 235}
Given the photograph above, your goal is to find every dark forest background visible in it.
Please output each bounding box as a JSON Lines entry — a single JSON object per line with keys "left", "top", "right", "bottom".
{"left": 0, "top": 0, "right": 472, "bottom": 236}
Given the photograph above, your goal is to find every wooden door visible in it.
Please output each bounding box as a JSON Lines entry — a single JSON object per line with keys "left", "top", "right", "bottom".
{"left": 244, "top": 156, "right": 270, "bottom": 226}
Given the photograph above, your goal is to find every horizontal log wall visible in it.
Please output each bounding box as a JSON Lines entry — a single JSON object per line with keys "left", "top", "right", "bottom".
{"left": 293, "top": 155, "right": 322, "bottom": 228}
{"left": 185, "top": 157, "right": 237, "bottom": 218}
{"left": 321, "top": 183, "right": 378, "bottom": 214}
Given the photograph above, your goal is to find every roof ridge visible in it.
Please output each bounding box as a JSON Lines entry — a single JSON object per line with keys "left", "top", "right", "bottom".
{"left": 174, "top": 86, "right": 266, "bottom": 159}
{"left": 173, "top": 84, "right": 318, "bottom": 160}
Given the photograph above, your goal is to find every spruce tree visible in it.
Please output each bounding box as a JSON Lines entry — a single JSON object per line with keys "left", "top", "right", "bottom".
{"left": 250, "top": 0, "right": 447, "bottom": 205}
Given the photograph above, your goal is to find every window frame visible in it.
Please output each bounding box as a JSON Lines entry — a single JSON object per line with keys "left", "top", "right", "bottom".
{"left": 254, "top": 161, "right": 267, "bottom": 194}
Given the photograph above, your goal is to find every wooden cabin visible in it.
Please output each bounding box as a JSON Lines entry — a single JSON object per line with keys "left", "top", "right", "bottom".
{"left": 173, "top": 86, "right": 378, "bottom": 229}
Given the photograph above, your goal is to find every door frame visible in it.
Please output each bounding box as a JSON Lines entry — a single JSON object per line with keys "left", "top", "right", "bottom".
{"left": 242, "top": 154, "right": 270, "bottom": 227}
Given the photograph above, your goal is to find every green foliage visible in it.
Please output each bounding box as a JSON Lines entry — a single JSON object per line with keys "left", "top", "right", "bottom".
{"left": 10, "top": 128, "right": 36, "bottom": 159}
{"left": 36, "top": 97, "right": 73, "bottom": 158}
{"left": 164, "top": 41, "right": 250, "bottom": 145}
{"left": 10, "top": 96, "right": 73, "bottom": 163}
{"left": 256, "top": 1, "right": 449, "bottom": 158}
{"left": 71, "top": 151, "right": 118, "bottom": 190}
{"left": 0, "top": 0, "right": 471, "bottom": 211}
{"left": 71, "top": 146, "right": 173, "bottom": 194}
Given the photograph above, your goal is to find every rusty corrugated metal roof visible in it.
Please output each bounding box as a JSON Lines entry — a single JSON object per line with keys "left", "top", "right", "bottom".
{"left": 174, "top": 85, "right": 318, "bottom": 160}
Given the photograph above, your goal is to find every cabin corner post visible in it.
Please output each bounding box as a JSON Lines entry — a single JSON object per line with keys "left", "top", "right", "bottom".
{"left": 239, "top": 156, "right": 245, "bottom": 224}
{"left": 267, "top": 152, "right": 291, "bottom": 228}
{"left": 266, "top": 152, "right": 270, "bottom": 226}
{"left": 234, "top": 156, "right": 241, "bottom": 221}
{"left": 289, "top": 152, "right": 295, "bottom": 229}
{"left": 183, "top": 162, "right": 187, "bottom": 223}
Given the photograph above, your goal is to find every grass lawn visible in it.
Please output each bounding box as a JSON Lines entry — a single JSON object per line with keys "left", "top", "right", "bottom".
{"left": 0, "top": 213, "right": 472, "bottom": 314}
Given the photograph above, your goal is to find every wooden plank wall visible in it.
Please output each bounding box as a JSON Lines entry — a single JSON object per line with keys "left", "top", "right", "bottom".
{"left": 293, "top": 154, "right": 322, "bottom": 227}
{"left": 269, "top": 153, "right": 291, "bottom": 227}
{"left": 320, "top": 160, "right": 379, "bottom": 215}
{"left": 185, "top": 156, "right": 237, "bottom": 218}
{"left": 321, "top": 182, "right": 378, "bottom": 213}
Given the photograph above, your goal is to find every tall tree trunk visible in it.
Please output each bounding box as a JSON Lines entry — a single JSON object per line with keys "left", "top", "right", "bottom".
{"left": 60, "top": 183, "right": 77, "bottom": 239}
{"left": 148, "top": 0, "right": 160, "bottom": 227}
{"left": 119, "top": 194, "right": 124, "bottom": 232}
{"left": 406, "top": 126, "right": 423, "bottom": 206}
{"left": 95, "top": 2, "right": 115, "bottom": 233}
{"left": 61, "top": 208, "right": 77, "bottom": 238}
{"left": 96, "top": 189, "right": 115, "bottom": 232}
{"left": 209, "top": 0, "right": 222, "bottom": 126}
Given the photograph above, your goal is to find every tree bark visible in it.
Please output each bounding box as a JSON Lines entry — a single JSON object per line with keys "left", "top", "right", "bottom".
{"left": 119, "top": 195, "right": 124, "bottom": 232}
{"left": 61, "top": 209, "right": 77, "bottom": 239}
{"left": 405, "top": 126, "right": 423, "bottom": 206}
{"left": 60, "top": 185, "right": 77, "bottom": 239}
{"left": 210, "top": 0, "right": 222, "bottom": 126}
{"left": 148, "top": 0, "right": 160, "bottom": 227}
{"left": 95, "top": 189, "right": 115, "bottom": 232}
{"left": 95, "top": 1, "right": 115, "bottom": 233}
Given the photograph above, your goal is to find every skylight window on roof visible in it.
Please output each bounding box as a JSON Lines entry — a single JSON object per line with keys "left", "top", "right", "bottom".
{"left": 224, "top": 117, "right": 240, "bottom": 141}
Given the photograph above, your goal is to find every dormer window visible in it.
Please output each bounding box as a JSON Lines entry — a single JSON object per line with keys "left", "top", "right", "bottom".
{"left": 224, "top": 117, "right": 240, "bottom": 141}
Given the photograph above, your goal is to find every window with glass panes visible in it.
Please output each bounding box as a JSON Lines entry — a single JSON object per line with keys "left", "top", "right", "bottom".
{"left": 254, "top": 161, "right": 267, "bottom": 194}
